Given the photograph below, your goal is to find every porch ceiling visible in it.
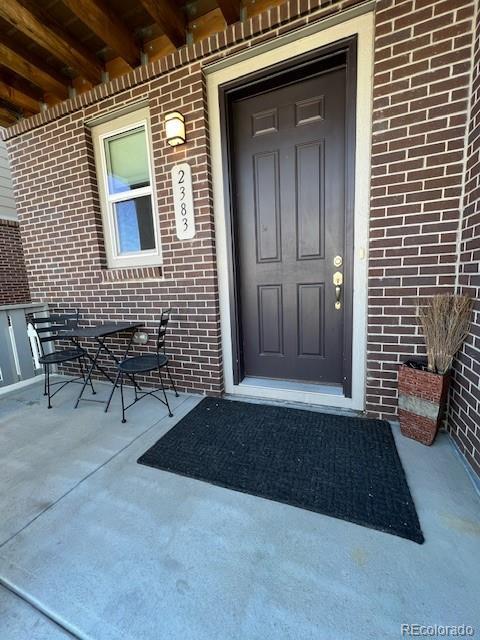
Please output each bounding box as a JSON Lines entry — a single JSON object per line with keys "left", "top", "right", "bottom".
{"left": 0, "top": 0, "right": 273, "bottom": 127}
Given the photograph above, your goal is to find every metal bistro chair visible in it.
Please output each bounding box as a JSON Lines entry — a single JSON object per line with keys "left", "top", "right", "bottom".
{"left": 111, "top": 309, "right": 179, "bottom": 423}
{"left": 29, "top": 310, "right": 95, "bottom": 408}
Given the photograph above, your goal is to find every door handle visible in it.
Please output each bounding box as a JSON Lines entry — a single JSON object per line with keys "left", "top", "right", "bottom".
{"left": 333, "top": 271, "right": 343, "bottom": 310}
{"left": 335, "top": 285, "right": 341, "bottom": 305}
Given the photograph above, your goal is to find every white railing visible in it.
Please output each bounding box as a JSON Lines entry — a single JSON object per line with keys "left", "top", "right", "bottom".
{"left": 27, "top": 320, "right": 42, "bottom": 369}
{"left": 0, "top": 302, "right": 48, "bottom": 387}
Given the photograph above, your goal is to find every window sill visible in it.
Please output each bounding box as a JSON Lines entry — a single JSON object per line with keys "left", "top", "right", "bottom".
{"left": 99, "top": 266, "right": 163, "bottom": 283}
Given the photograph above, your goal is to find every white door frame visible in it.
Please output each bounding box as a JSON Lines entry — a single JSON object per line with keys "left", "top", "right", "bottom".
{"left": 206, "top": 10, "right": 374, "bottom": 411}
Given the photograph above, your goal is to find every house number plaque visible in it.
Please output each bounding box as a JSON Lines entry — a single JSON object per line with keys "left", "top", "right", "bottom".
{"left": 172, "top": 162, "right": 195, "bottom": 240}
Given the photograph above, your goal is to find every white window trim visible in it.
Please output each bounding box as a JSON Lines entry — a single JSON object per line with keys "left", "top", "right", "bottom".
{"left": 92, "top": 107, "right": 162, "bottom": 269}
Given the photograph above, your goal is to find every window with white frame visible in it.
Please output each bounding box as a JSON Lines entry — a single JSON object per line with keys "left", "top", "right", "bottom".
{"left": 92, "top": 108, "right": 161, "bottom": 268}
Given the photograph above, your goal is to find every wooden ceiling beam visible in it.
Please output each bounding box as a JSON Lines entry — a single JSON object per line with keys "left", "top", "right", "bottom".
{"left": 216, "top": 0, "right": 241, "bottom": 25}
{"left": 0, "top": 32, "right": 69, "bottom": 84}
{"left": 0, "top": 0, "right": 103, "bottom": 85}
{"left": 139, "top": 0, "right": 186, "bottom": 48}
{"left": 0, "top": 42, "right": 69, "bottom": 100}
{"left": 0, "top": 79, "right": 40, "bottom": 113}
{"left": 0, "top": 71, "right": 44, "bottom": 101}
{"left": 0, "top": 105, "right": 20, "bottom": 126}
{"left": 60, "top": 0, "right": 140, "bottom": 68}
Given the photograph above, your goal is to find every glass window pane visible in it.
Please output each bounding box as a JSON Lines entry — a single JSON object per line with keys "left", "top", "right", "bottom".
{"left": 105, "top": 127, "right": 150, "bottom": 194}
{"left": 114, "top": 196, "right": 156, "bottom": 254}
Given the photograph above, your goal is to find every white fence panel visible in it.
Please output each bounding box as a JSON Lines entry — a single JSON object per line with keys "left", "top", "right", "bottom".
{"left": 0, "top": 303, "right": 48, "bottom": 387}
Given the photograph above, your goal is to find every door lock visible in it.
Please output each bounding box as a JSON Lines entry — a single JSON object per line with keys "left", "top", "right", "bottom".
{"left": 334, "top": 255, "right": 343, "bottom": 268}
{"left": 333, "top": 271, "right": 343, "bottom": 310}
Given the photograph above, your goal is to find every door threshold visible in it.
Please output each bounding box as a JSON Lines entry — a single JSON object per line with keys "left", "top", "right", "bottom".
{"left": 224, "top": 391, "right": 361, "bottom": 417}
{"left": 242, "top": 376, "right": 344, "bottom": 396}
{"left": 229, "top": 376, "right": 362, "bottom": 411}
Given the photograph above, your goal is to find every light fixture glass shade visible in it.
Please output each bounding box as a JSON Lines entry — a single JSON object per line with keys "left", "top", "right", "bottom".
{"left": 165, "top": 111, "right": 186, "bottom": 146}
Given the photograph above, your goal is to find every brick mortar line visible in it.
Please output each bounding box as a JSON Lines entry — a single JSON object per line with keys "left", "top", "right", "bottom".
{"left": 375, "top": 46, "right": 474, "bottom": 69}
{"left": 373, "top": 67, "right": 473, "bottom": 87}
{"left": 373, "top": 72, "right": 473, "bottom": 90}
{"left": 372, "top": 104, "right": 471, "bottom": 119}
{"left": 373, "top": 114, "right": 470, "bottom": 128}
{"left": 374, "top": 16, "right": 475, "bottom": 52}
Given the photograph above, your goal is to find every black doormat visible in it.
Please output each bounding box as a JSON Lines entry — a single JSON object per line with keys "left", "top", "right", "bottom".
{"left": 138, "top": 398, "right": 424, "bottom": 543}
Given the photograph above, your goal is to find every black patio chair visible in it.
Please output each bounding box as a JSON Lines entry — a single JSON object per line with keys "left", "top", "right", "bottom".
{"left": 110, "top": 309, "right": 179, "bottom": 423}
{"left": 29, "top": 310, "right": 95, "bottom": 408}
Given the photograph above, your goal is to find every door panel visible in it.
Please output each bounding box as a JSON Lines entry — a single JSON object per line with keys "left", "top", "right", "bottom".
{"left": 296, "top": 141, "right": 324, "bottom": 260}
{"left": 253, "top": 151, "right": 281, "bottom": 263}
{"left": 258, "top": 285, "right": 284, "bottom": 355}
{"left": 232, "top": 68, "right": 349, "bottom": 385}
{"left": 297, "top": 283, "right": 325, "bottom": 358}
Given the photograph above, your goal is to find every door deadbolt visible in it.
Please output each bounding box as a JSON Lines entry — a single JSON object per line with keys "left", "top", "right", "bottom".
{"left": 334, "top": 255, "right": 343, "bottom": 268}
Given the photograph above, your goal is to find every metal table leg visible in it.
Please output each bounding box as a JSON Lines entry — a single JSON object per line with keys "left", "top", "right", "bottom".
{"left": 74, "top": 340, "right": 104, "bottom": 408}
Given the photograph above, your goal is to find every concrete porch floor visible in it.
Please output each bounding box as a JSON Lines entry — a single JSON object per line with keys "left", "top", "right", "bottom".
{"left": 0, "top": 379, "right": 479, "bottom": 640}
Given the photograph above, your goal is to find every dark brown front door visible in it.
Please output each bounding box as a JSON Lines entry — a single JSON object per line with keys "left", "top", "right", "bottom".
{"left": 232, "top": 67, "right": 351, "bottom": 386}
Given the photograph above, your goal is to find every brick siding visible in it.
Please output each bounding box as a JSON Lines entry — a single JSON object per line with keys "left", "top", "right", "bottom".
{"left": 368, "top": 0, "right": 476, "bottom": 418}
{"left": 7, "top": 67, "right": 220, "bottom": 394}
{"left": 0, "top": 219, "right": 30, "bottom": 305}
{"left": 448, "top": 5, "right": 480, "bottom": 478}
{"left": 2, "top": 0, "right": 478, "bottom": 457}
{"left": 2, "top": 0, "right": 372, "bottom": 395}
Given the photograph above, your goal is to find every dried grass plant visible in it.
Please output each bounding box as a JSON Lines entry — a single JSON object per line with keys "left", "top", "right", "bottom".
{"left": 417, "top": 294, "right": 473, "bottom": 374}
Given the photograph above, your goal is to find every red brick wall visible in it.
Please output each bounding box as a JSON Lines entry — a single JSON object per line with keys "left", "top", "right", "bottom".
{"left": 6, "top": 67, "right": 219, "bottom": 393}
{"left": 368, "top": 0, "right": 476, "bottom": 418}
{"left": 0, "top": 219, "right": 30, "bottom": 305}
{"left": 448, "top": 6, "right": 480, "bottom": 478}
{"left": 2, "top": 0, "right": 477, "bottom": 417}
{"left": 1, "top": 0, "right": 368, "bottom": 394}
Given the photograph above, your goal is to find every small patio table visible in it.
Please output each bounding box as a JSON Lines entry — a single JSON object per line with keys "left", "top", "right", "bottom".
{"left": 58, "top": 321, "right": 143, "bottom": 410}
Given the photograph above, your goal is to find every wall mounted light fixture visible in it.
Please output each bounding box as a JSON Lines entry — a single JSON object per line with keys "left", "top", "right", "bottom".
{"left": 165, "top": 111, "right": 186, "bottom": 146}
